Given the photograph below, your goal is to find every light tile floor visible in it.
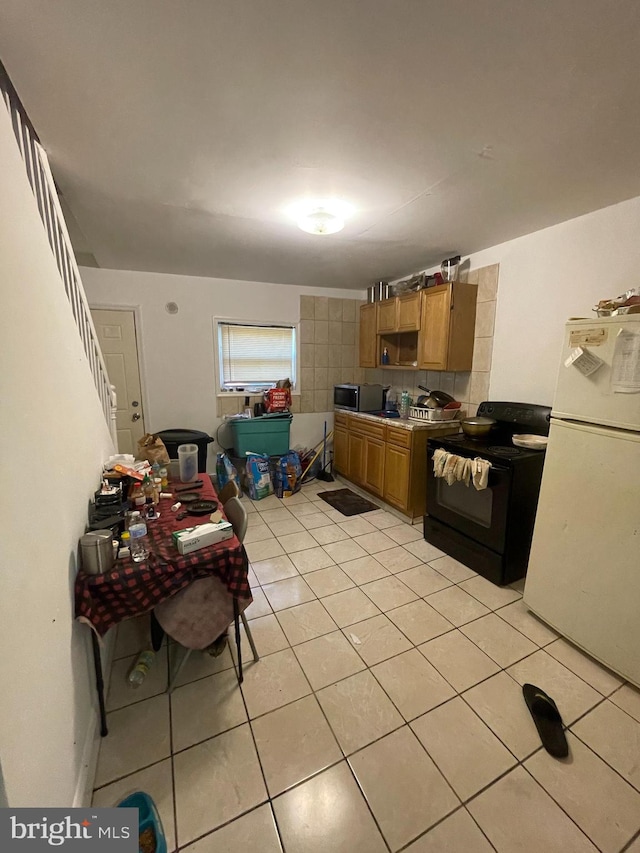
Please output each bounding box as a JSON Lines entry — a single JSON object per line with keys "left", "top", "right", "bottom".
{"left": 94, "top": 479, "right": 640, "bottom": 853}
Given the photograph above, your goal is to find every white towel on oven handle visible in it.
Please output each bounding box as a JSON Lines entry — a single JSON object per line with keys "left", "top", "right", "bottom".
{"left": 454, "top": 455, "right": 472, "bottom": 487}
{"left": 472, "top": 457, "right": 492, "bottom": 490}
{"left": 433, "top": 448, "right": 448, "bottom": 478}
{"left": 433, "top": 449, "right": 473, "bottom": 487}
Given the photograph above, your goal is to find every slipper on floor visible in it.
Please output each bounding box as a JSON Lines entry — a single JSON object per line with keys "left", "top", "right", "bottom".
{"left": 522, "top": 683, "right": 569, "bottom": 758}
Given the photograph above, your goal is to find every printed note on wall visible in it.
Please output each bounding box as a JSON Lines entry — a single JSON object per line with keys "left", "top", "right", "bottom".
{"left": 611, "top": 330, "right": 640, "bottom": 393}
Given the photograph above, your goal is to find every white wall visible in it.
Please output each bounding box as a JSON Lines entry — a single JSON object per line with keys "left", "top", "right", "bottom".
{"left": 460, "top": 196, "right": 640, "bottom": 405}
{"left": 0, "top": 109, "right": 115, "bottom": 806}
{"left": 81, "top": 267, "right": 364, "bottom": 463}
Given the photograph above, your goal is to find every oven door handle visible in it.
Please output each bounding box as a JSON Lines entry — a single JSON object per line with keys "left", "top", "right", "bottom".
{"left": 427, "top": 449, "right": 510, "bottom": 476}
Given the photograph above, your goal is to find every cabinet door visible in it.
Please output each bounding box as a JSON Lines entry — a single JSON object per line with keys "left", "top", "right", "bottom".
{"left": 348, "top": 432, "right": 366, "bottom": 485}
{"left": 333, "top": 426, "right": 349, "bottom": 475}
{"left": 364, "top": 437, "right": 385, "bottom": 496}
{"left": 418, "top": 286, "right": 451, "bottom": 370}
{"left": 376, "top": 299, "right": 398, "bottom": 333}
{"left": 397, "top": 293, "right": 421, "bottom": 331}
{"left": 383, "top": 444, "right": 412, "bottom": 511}
{"left": 359, "top": 303, "right": 377, "bottom": 368}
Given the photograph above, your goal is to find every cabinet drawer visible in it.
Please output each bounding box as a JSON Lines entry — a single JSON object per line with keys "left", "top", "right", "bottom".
{"left": 386, "top": 426, "right": 412, "bottom": 448}
{"left": 349, "top": 417, "right": 385, "bottom": 441}
{"left": 334, "top": 410, "right": 349, "bottom": 428}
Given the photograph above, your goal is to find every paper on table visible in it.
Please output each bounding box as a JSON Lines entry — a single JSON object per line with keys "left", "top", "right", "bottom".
{"left": 611, "top": 330, "right": 640, "bottom": 393}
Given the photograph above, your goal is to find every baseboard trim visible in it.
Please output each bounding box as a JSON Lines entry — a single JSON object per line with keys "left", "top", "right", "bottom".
{"left": 73, "top": 629, "right": 115, "bottom": 807}
{"left": 73, "top": 714, "right": 99, "bottom": 807}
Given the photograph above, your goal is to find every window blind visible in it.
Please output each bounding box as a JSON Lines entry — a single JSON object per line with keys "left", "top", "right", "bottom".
{"left": 218, "top": 322, "right": 296, "bottom": 388}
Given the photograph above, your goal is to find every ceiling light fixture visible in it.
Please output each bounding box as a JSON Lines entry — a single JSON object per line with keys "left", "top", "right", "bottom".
{"left": 287, "top": 198, "right": 354, "bottom": 236}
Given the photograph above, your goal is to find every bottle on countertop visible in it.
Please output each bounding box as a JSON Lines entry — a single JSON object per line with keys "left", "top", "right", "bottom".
{"left": 159, "top": 467, "right": 169, "bottom": 491}
{"left": 151, "top": 461, "right": 161, "bottom": 480}
{"left": 128, "top": 650, "right": 155, "bottom": 687}
{"left": 400, "top": 390, "right": 411, "bottom": 419}
{"left": 244, "top": 395, "right": 252, "bottom": 417}
{"left": 381, "top": 347, "right": 390, "bottom": 365}
{"left": 153, "top": 477, "right": 162, "bottom": 504}
{"left": 128, "top": 511, "right": 149, "bottom": 562}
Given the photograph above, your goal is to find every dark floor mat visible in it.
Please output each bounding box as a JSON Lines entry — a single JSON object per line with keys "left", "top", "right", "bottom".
{"left": 317, "top": 488, "right": 380, "bottom": 516}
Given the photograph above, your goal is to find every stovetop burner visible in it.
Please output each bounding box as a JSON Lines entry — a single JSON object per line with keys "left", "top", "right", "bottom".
{"left": 488, "top": 446, "right": 521, "bottom": 457}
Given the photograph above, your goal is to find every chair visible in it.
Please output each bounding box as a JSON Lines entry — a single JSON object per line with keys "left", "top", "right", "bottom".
{"left": 163, "top": 494, "right": 259, "bottom": 693}
{"left": 223, "top": 496, "right": 259, "bottom": 666}
{"left": 217, "top": 479, "right": 240, "bottom": 506}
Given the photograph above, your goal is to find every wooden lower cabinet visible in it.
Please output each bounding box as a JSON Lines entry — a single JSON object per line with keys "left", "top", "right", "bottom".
{"left": 332, "top": 413, "right": 458, "bottom": 519}
{"left": 347, "top": 431, "right": 366, "bottom": 485}
{"left": 383, "top": 443, "right": 412, "bottom": 511}
{"left": 333, "top": 424, "right": 349, "bottom": 477}
{"left": 364, "top": 437, "right": 385, "bottom": 495}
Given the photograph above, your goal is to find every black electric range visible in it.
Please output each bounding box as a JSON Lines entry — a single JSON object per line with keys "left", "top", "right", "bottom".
{"left": 424, "top": 401, "right": 551, "bottom": 586}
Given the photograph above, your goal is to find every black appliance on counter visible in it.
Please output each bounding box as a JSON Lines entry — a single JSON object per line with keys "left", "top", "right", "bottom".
{"left": 424, "top": 401, "right": 551, "bottom": 586}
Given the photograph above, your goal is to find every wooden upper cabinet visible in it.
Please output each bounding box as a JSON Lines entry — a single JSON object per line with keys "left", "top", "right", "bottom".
{"left": 359, "top": 303, "right": 377, "bottom": 368}
{"left": 376, "top": 293, "right": 421, "bottom": 334}
{"left": 418, "top": 282, "right": 477, "bottom": 371}
{"left": 418, "top": 286, "right": 451, "bottom": 370}
{"left": 376, "top": 299, "right": 397, "bottom": 333}
{"left": 396, "top": 292, "right": 421, "bottom": 331}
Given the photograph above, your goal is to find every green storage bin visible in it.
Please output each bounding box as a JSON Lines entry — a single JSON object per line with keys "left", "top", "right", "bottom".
{"left": 230, "top": 414, "right": 293, "bottom": 457}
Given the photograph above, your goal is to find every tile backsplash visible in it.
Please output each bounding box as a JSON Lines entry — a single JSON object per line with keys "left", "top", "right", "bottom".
{"left": 364, "top": 263, "right": 500, "bottom": 418}
{"left": 298, "top": 296, "right": 363, "bottom": 413}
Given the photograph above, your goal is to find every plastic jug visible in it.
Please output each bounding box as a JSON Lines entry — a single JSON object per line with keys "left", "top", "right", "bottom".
{"left": 178, "top": 443, "right": 198, "bottom": 482}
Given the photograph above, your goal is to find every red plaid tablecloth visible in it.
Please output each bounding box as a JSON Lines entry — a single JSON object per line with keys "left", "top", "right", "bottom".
{"left": 74, "top": 475, "right": 251, "bottom": 637}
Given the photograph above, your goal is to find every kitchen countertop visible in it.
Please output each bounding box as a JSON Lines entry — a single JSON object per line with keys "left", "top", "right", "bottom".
{"left": 344, "top": 410, "right": 462, "bottom": 433}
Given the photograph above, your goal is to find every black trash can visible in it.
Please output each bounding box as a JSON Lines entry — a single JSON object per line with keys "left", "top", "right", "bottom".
{"left": 155, "top": 429, "right": 214, "bottom": 473}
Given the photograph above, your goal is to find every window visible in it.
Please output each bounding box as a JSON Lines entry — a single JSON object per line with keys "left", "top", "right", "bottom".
{"left": 217, "top": 321, "right": 297, "bottom": 391}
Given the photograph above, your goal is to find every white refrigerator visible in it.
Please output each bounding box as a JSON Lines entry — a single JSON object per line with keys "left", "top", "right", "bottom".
{"left": 524, "top": 315, "right": 640, "bottom": 686}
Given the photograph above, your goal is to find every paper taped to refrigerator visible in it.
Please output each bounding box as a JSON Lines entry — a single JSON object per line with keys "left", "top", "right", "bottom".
{"left": 569, "top": 327, "right": 609, "bottom": 347}
{"left": 564, "top": 346, "right": 604, "bottom": 377}
{"left": 611, "top": 329, "right": 640, "bottom": 393}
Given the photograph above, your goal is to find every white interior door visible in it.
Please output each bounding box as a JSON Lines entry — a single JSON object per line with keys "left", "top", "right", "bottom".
{"left": 91, "top": 309, "right": 145, "bottom": 454}
{"left": 524, "top": 418, "right": 640, "bottom": 685}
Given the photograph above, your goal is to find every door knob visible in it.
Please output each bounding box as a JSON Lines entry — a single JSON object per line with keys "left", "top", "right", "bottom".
{"left": 132, "top": 413, "right": 141, "bottom": 421}
{"left": 132, "top": 400, "right": 139, "bottom": 407}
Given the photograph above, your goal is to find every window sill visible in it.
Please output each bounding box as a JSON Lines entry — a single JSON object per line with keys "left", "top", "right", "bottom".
{"left": 217, "top": 391, "right": 300, "bottom": 397}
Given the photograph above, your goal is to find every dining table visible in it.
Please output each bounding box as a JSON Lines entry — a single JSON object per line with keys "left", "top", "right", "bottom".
{"left": 74, "top": 474, "right": 252, "bottom": 736}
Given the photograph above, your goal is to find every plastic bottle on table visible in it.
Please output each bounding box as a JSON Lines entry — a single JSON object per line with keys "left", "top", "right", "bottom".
{"left": 128, "top": 511, "right": 149, "bottom": 562}
{"left": 119, "top": 531, "right": 131, "bottom": 559}
{"left": 128, "top": 650, "right": 155, "bottom": 687}
{"left": 159, "top": 467, "right": 169, "bottom": 491}
{"left": 144, "top": 497, "right": 157, "bottom": 520}
{"left": 142, "top": 474, "right": 155, "bottom": 502}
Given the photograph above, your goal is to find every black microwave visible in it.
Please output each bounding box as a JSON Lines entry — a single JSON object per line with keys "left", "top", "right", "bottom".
{"left": 334, "top": 384, "right": 384, "bottom": 412}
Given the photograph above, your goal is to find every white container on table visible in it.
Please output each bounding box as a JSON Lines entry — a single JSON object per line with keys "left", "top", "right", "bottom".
{"left": 178, "top": 443, "right": 198, "bottom": 482}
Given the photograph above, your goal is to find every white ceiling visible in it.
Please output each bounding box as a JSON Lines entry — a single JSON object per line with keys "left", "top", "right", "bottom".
{"left": 2, "top": 0, "right": 640, "bottom": 289}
